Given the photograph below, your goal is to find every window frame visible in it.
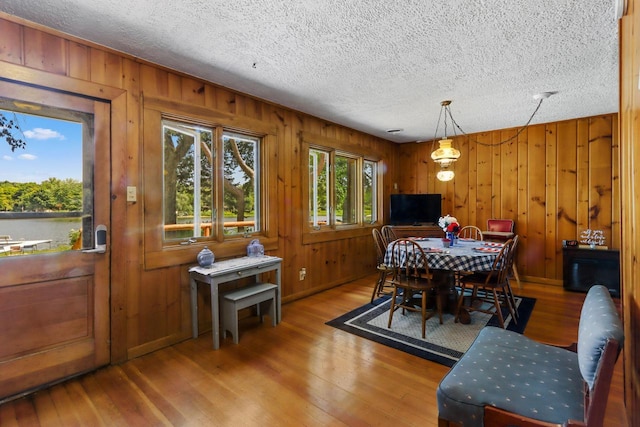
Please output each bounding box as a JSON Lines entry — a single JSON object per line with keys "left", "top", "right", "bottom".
{"left": 143, "top": 97, "right": 278, "bottom": 270}
{"left": 301, "top": 131, "right": 383, "bottom": 244}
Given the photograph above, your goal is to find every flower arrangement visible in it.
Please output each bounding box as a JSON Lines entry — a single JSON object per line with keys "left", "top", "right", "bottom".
{"left": 438, "top": 214, "right": 460, "bottom": 233}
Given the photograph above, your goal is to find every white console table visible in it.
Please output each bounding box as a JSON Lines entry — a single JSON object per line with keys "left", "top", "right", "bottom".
{"left": 189, "top": 255, "right": 282, "bottom": 349}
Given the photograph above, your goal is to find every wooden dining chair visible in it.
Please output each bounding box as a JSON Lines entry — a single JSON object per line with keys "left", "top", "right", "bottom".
{"left": 387, "top": 239, "right": 442, "bottom": 338}
{"left": 380, "top": 225, "right": 398, "bottom": 244}
{"left": 455, "top": 238, "right": 516, "bottom": 328}
{"left": 458, "top": 225, "right": 483, "bottom": 240}
{"left": 503, "top": 235, "right": 520, "bottom": 317}
{"left": 371, "top": 228, "right": 394, "bottom": 303}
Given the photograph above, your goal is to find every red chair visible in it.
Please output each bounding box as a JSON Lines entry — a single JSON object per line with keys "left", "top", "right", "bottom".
{"left": 483, "top": 219, "right": 520, "bottom": 287}
{"left": 486, "top": 219, "right": 514, "bottom": 234}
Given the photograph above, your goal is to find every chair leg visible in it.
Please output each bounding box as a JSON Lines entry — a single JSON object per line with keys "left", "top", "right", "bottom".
{"left": 421, "top": 291, "right": 427, "bottom": 338}
{"left": 511, "top": 264, "right": 521, "bottom": 288}
{"left": 371, "top": 270, "right": 385, "bottom": 303}
{"left": 505, "top": 280, "right": 519, "bottom": 320}
{"left": 454, "top": 284, "right": 468, "bottom": 323}
{"left": 387, "top": 287, "right": 400, "bottom": 329}
{"left": 492, "top": 289, "right": 505, "bottom": 328}
{"left": 507, "top": 279, "right": 518, "bottom": 317}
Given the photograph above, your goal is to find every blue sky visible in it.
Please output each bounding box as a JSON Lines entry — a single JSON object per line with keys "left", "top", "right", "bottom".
{"left": 1, "top": 110, "right": 83, "bottom": 183}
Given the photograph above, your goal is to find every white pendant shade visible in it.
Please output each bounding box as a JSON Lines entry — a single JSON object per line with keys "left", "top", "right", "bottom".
{"left": 437, "top": 169, "right": 455, "bottom": 182}
{"left": 431, "top": 138, "right": 460, "bottom": 167}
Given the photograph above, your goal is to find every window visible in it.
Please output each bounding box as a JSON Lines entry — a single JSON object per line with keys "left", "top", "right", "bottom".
{"left": 163, "top": 120, "right": 214, "bottom": 240}
{"left": 306, "top": 138, "right": 380, "bottom": 232}
{"left": 162, "top": 119, "right": 261, "bottom": 241}
{"left": 0, "top": 99, "right": 95, "bottom": 255}
{"left": 143, "top": 97, "right": 278, "bottom": 269}
{"left": 222, "top": 132, "right": 260, "bottom": 236}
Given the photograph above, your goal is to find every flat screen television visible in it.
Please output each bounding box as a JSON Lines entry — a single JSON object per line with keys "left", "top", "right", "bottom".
{"left": 389, "top": 194, "right": 442, "bottom": 225}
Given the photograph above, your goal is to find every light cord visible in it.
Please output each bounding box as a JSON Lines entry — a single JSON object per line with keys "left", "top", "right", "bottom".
{"left": 446, "top": 99, "right": 545, "bottom": 147}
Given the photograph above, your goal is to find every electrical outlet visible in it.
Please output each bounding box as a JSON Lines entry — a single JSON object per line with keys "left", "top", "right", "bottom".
{"left": 299, "top": 268, "right": 306, "bottom": 281}
{"left": 126, "top": 186, "right": 137, "bottom": 202}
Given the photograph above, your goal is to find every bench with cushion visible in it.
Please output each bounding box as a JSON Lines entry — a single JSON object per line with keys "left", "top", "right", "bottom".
{"left": 437, "top": 284, "right": 623, "bottom": 427}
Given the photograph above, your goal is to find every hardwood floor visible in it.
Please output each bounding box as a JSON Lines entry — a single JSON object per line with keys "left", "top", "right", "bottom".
{"left": 0, "top": 276, "right": 628, "bottom": 426}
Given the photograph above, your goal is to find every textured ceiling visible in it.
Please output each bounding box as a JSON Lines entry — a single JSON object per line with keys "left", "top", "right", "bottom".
{"left": 0, "top": 0, "right": 620, "bottom": 143}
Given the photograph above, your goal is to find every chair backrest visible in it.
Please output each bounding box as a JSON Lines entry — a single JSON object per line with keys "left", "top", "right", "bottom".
{"left": 381, "top": 225, "right": 398, "bottom": 244}
{"left": 505, "top": 234, "right": 519, "bottom": 275}
{"left": 458, "top": 225, "right": 483, "bottom": 240}
{"left": 389, "top": 239, "right": 431, "bottom": 281}
{"left": 483, "top": 239, "right": 513, "bottom": 286}
{"left": 372, "top": 228, "right": 386, "bottom": 264}
{"left": 487, "top": 219, "right": 514, "bottom": 232}
{"left": 576, "top": 285, "right": 624, "bottom": 426}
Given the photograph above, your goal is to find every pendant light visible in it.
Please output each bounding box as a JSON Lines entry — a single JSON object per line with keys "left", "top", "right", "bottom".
{"left": 430, "top": 101, "right": 460, "bottom": 168}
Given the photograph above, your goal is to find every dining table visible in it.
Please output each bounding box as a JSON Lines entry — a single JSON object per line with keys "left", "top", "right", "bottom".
{"left": 383, "top": 237, "right": 501, "bottom": 273}
{"left": 383, "top": 237, "right": 502, "bottom": 323}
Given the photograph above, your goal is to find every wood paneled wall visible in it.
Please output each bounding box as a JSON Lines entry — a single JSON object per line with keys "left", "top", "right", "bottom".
{"left": 397, "top": 115, "right": 619, "bottom": 284}
{"left": 0, "top": 14, "right": 397, "bottom": 362}
{"left": 0, "top": 12, "right": 623, "bottom": 371}
{"left": 619, "top": 1, "right": 640, "bottom": 424}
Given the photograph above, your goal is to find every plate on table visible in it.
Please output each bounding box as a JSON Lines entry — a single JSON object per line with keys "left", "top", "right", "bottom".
{"left": 473, "top": 247, "right": 501, "bottom": 253}
{"left": 409, "top": 237, "right": 430, "bottom": 241}
{"left": 424, "top": 248, "right": 444, "bottom": 253}
{"left": 483, "top": 241, "right": 504, "bottom": 247}
{"left": 458, "top": 238, "right": 476, "bottom": 242}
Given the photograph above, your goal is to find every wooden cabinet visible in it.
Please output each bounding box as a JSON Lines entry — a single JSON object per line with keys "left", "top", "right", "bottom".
{"left": 562, "top": 247, "right": 620, "bottom": 297}
{"left": 389, "top": 225, "right": 444, "bottom": 238}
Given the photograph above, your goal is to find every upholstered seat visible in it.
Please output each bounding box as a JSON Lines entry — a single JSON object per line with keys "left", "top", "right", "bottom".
{"left": 438, "top": 327, "right": 584, "bottom": 425}
{"left": 438, "top": 284, "right": 624, "bottom": 426}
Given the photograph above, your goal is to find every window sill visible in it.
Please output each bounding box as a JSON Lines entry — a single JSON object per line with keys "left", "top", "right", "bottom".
{"left": 302, "top": 224, "right": 378, "bottom": 245}
{"left": 144, "top": 236, "right": 278, "bottom": 270}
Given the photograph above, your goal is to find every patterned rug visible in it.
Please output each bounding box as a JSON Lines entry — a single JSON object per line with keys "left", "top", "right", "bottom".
{"left": 326, "top": 293, "right": 535, "bottom": 367}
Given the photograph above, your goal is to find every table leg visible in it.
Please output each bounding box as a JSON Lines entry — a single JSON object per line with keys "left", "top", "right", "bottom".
{"left": 210, "top": 280, "right": 220, "bottom": 350}
{"left": 190, "top": 277, "right": 198, "bottom": 339}
{"left": 275, "top": 264, "right": 281, "bottom": 323}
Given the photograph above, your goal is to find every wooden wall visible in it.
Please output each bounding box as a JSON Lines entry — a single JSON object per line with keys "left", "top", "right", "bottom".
{"left": 619, "top": 0, "right": 640, "bottom": 424}
{"left": 0, "top": 14, "right": 397, "bottom": 362}
{"left": 0, "top": 12, "right": 623, "bottom": 370}
{"left": 396, "top": 115, "right": 619, "bottom": 285}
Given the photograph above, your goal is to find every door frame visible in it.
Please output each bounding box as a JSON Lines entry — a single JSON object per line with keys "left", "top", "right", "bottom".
{"left": 0, "top": 61, "right": 128, "bottom": 364}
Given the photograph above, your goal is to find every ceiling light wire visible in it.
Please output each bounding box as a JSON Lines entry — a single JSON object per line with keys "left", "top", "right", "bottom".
{"left": 447, "top": 97, "right": 546, "bottom": 147}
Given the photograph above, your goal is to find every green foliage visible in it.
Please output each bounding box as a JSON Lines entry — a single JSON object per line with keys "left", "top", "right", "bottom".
{"left": 68, "top": 228, "right": 81, "bottom": 246}
{"left": 0, "top": 112, "right": 27, "bottom": 152}
{"left": 0, "top": 179, "right": 82, "bottom": 212}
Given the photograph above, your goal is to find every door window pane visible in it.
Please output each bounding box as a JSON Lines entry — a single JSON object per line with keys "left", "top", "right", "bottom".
{"left": 0, "top": 104, "right": 89, "bottom": 255}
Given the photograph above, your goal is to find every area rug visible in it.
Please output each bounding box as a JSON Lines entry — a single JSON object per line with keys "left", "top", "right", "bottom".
{"left": 326, "top": 293, "right": 536, "bottom": 367}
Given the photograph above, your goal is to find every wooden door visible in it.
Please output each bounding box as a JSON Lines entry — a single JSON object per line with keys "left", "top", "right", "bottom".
{"left": 0, "top": 81, "right": 111, "bottom": 400}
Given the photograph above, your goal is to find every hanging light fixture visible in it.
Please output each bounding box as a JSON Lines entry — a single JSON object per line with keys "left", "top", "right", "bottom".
{"left": 436, "top": 168, "right": 455, "bottom": 182}
{"left": 430, "top": 100, "right": 460, "bottom": 168}
{"left": 428, "top": 93, "right": 555, "bottom": 182}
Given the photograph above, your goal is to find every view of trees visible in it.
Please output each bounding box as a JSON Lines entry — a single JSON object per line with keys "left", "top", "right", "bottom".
{"left": 0, "top": 178, "right": 82, "bottom": 212}
{"left": 162, "top": 120, "right": 259, "bottom": 239}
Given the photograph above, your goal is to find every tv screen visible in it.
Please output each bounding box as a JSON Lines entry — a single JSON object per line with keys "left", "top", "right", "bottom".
{"left": 389, "top": 194, "right": 442, "bottom": 225}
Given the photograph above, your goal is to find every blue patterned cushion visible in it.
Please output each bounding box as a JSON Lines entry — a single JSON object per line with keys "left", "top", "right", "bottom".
{"left": 577, "top": 285, "right": 624, "bottom": 389}
{"left": 437, "top": 327, "right": 584, "bottom": 426}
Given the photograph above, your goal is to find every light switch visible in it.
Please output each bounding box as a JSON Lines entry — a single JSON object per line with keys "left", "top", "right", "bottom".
{"left": 126, "top": 186, "right": 137, "bottom": 202}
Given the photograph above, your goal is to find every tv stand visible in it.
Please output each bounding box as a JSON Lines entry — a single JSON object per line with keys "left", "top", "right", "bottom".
{"left": 388, "top": 225, "right": 444, "bottom": 238}
{"left": 562, "top": 247, "right": 620, "bottom": 297}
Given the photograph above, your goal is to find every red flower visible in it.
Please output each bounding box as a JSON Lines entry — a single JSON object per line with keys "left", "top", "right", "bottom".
{"left": 447, "top": 222, "right": 460, "bottom": 233}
